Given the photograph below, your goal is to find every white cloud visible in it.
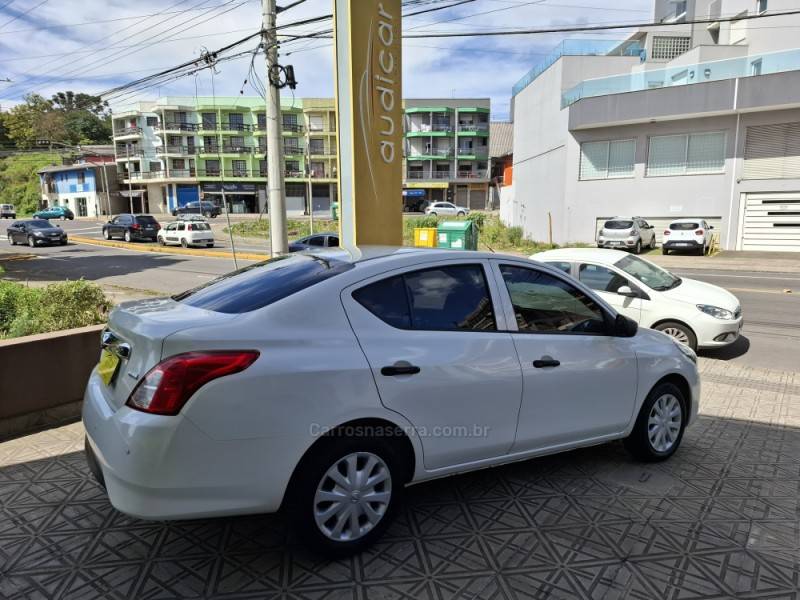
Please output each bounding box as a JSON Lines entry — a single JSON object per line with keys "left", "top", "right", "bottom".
{"left": 0, "top": 0, "right": 651, "bottom": 119}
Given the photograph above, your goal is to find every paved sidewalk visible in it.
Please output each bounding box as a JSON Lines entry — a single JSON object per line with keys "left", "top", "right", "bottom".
{"left": 1, "top": 359, "right": 799, "bottom": 599}
{"left": 647, "top": 250, "right": 800, "bottom": 273}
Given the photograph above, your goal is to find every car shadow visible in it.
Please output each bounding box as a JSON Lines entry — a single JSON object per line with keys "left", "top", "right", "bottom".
{"left": 700, "top": 334, "right": 750, "bottom": 360}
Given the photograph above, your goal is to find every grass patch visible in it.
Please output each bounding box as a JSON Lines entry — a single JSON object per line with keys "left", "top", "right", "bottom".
{"left": 0, "top": 279, "right": 110, "bottom": 339}
{"left": 225, "top": 218, "right": 338, "bottom": 240}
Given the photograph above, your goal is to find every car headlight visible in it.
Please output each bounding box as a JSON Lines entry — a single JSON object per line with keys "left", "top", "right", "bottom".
{"left": 673, "top": 339, "right": 697, "bottom": 363}
{"left": 696, "top": 304, "right": 734, "bottom": 320}
{"left": 33, "top": 231, "right": 44, "bottom": 237}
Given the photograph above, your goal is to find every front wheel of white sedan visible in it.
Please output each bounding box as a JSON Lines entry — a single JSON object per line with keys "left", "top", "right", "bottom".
{"left": 624, "top": 382, "right": 687, "bottom": 462}
{"left": 287, "top": 433, "right": 407, "bottom": 557}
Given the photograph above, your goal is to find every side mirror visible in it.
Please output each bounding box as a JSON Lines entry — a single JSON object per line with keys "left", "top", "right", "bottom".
{"left": 614, "top": 314, "right": 638, "bottom": 337}
{"left": 708, "top": 225, "right": 714, "bottom": 230}
{"left": 617, "top": 285, "right": 639, "bottom": 298}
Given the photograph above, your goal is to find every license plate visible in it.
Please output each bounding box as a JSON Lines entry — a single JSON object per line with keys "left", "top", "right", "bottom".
{"left": 98, "top": 350, "right": 120, "bottom": 386}
{"left": 676, "top": 242, "right": 690, "bottom": 246}
{"left": 609, "top": 241, "right": 623, "bottom": 246}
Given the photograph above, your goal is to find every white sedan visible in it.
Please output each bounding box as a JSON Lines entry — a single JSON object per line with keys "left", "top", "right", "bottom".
{"left": 83, "top": 247, "right": 699, "bottom": 556}
{"left": 532, "top": 248, "right": 742, "bottom": 350}
{"left": 156, "top": 220, "right": 215, "bottom": 248}
{"left": 424, "top": 201, "right": 469, "bottom": 216}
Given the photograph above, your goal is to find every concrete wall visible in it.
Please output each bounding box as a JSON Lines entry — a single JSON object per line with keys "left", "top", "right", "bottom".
{"left": 0, "top": 325, "right": 103, "bottom": 439}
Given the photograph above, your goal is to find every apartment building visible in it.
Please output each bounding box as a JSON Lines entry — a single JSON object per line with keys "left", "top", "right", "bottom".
{"left": 112, "top": 97, "right": 491, "bottom": 215}
{"left": 403, "top": 99, "right": 491, "bottom": 210}
{"left": 111, "top": 97, "right": 338, "bottom": 215}
{"left": 507, "top": 0, "right": 800, "bottom": 252}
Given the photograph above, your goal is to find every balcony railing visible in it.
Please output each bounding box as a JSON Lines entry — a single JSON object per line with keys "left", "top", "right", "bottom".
{"left": 157, "top": 122, "right": 198, "bottom": 132}
{"left": 458, "top": 124, "right": 489, "bottom": 132}
{"left": 285, "top": 169, "right": 304, "bottom": 178}
{"left": 221, "top": 123, "right": 254, "bottom": 132}
{"left": 308, "top": 147, "right": 336, "bottom": 156}
{"left": 195, "top": 169, "right": 255, "bottom": 178}
{"left": 406, "top": 171, "right": 452, "bottom": 180}
{"left": 114, "top": 126, "right": 142, "bottom": 136}
{"left": 156, "top": 145, "right": 195, "bottom": 155}
{"left": 310, "top": 169, "right": 330, "bottom": 178}
{"left": 220, "top": 144, "right": 256, "bottom": 154}
{"left": 561, "top": 46, "right": 800, "bottom": 108}
{"left": 283, "top": 145, "right": 304, "bottom": 154}
{"left": 456, "top": 170, "right": 488, "bottom": 178}
{"left": 432, "top": 123, "right": 452, "bottom": 132}
{"left": 457, "top": 148, "right": 488, "bottom": 157}
{"left": 199, "top": 121, "right": 219, "bottom": 130}
{"left": 282, "top": 123, "right": 304, "bottom": 133}
{"left": 408, "top": 148, "right": 453, "bottom": 158}
{"left": 116, "top": 149, "right": 144, "bottom": 158}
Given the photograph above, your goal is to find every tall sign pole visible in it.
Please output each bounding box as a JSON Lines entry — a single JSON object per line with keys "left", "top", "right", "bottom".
{"left": 262, "top": 0, "right": 288, "bottom": 255}
{"left": 333, "top": 0, "right": 403, "bottom": 248}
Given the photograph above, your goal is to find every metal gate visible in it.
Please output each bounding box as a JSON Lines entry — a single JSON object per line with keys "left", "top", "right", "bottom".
{"left": 740, "top": 193, "right": 800, "bottom": 252}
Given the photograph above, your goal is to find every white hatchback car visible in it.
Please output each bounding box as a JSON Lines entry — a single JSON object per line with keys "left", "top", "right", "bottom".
{"left": 83, "top": 248, "right": 699, "bottom": 556}
{"left": 424, "top": 201, "right": 469, "bottom": 217}
{"left": 662, "top": 218, "right": 714, "bottom": 255}
{"left": 157, "top": 219, "right": 215, "bottom": 248}
{"left": 533, "top": 248, "right": 742, "bottom": 350}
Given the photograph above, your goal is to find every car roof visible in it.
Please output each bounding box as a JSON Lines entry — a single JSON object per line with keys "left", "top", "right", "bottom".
{"left": 605, "top": 216, "right": 638, "bottom": 221}
{"left": 532, "top": 247, "right": 630, "bottom": 264}
{"left": 669, "top": 218, "right": 703, "bottom": 223}
{"left": 301, "top": 245, "right": 533, "bottom": 266}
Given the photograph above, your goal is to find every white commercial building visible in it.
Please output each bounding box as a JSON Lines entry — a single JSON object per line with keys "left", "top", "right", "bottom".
{"left": 507, "top": 0, "right": 800, "bottom": 251}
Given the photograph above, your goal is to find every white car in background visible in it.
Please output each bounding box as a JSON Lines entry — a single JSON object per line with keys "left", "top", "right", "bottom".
{"left": 157, "top": 219, "right": 215, "bottom": 248}
{"left": 533, "top": 248, "right": 742, "bottom": 350}
{"left": 83, "top": 248, "right": 699, "bottom": 556}
{"left": 424, "top": 201, "right": 469, "bottom": 217}
{"left": 662, "top": 218, "right": 714, "bottom": 255}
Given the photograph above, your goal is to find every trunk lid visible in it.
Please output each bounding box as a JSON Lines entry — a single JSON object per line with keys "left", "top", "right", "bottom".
{"left": 668, "top": 222, "right": 702, "bottom": 241}
{"left": 100, "top": 297, "right": 238, "bottom": 410}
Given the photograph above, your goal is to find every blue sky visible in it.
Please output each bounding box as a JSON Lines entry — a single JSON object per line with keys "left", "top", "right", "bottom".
{"left": 0, "top": 0, "right": 652, "bottom": 119}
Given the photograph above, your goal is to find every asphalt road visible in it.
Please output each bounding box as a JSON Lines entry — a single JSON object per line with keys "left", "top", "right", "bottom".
{"left": 1, "top": 222, "right": 798, "bottom": 371}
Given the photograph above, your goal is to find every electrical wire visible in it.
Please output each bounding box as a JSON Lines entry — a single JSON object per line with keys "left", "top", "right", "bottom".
{"left": 0, "top": 0, "right": 48, "bottom": 32}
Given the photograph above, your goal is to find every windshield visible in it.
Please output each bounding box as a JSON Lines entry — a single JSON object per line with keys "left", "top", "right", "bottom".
{"left": 175, "top": 254, "right": 353, "bottom": 313}
{"left": 604, "top": 220, "right": 633, "bottom": 230}
{"left": 615, "top": 255, "right": 681, "bottom": 291}
{"left": 29, "top": 220, "right": 54, "bottom": 229}
{"left": 670, "top": 222, "right": 699, "bottom": 230}
{"left": 136, "top": 215, "right": 158, "bottom": 225}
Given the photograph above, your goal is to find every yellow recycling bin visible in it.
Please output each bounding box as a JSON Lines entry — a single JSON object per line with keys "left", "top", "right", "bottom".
{"left": 413, "top": 227, "right": 437, "bottom": 248}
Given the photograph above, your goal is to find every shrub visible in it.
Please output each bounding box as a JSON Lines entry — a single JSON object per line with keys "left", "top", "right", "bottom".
{"left": 465, "top": 212, "right": 486, "bottom": 231}
{"left": 0, "top": 279, "right": 110, "bottom": 339}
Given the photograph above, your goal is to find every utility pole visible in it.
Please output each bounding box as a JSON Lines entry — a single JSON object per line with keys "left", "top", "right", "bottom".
{"left": 262, "top": 0, "right": 288, "bottom": 255}
{"left": 125, "top": 144, "right": 134, "bottom": 213}
{"left": 305, "top": 142, "right": 313, "bottom": 235}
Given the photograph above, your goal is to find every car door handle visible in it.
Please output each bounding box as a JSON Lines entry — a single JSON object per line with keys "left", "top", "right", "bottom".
{"left": 381, "top": 363, "right": 421, "bottom": 376}
{"left": 533, "top": 357, "right": 560, "bottom": 368}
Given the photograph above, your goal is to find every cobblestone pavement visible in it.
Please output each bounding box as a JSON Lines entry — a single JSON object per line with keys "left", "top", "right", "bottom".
{"left": 1, "top": 359, "right": 799, "bottom": 599}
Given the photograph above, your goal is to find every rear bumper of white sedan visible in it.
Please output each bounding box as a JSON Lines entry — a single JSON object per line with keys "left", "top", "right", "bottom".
{"left": 82, "top": 370, "right": 292, "bottom": 520}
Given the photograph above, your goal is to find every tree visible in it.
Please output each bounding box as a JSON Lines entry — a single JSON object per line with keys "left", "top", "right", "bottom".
{"left": 51, "top": 91, "right": 108, "bottom": 116}
{"left": 2, "top": 94, "right": 54, "bottom": 148}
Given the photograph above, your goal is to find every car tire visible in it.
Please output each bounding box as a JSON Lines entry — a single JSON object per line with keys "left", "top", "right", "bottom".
{"left": 699, "top": 244, "right": 706, "bottom": 256}
{"left": 28, "top": 236, "right": 35, "bottom": 248}
{"left": 650, "top": 236, "right": 657, "bottom": 249}
{"left": 60, "top": 240, "right": 67, "bottom": 246}
{"left": 429, "top": 212, "right": 437, "bottom": 216}
{"left": 103, "top": 229, "right": 111, "bottom": 240}
{"left": 206, "top": 243, "right": 214, "bottom": 248}
{"left": 124, "top": 231, "right": 132, "bottom": 243}
{"left": 158, "top": 236, "right": 166, "bottom": 246}
{"left": 203, "top": 211, "right": 211, "bottom": 218}
{"left": 654, "top": 321, "right": 697, "bottom": 351}
{"left": 662, "top": 247, "right": 669, "bottom": 255}
{"left": 180, "top": 238, "right": 188, "bottom": 248}
{"left": 8, "top": 235, "right": 15, "bottom": 246}
{"left": 457, "top": 211, "right": 465, "bottom": 217}
{"left": 634, "top": 240, "right": 642, "bottom": 254}
{"left": 286, "top": 432, "right": 408, "bottom": 558}
{"left": 624, "top": 381, "right": 687, "bottom": 462}
{"left": 60, "top": 216, "right": 66, "bottom": 221}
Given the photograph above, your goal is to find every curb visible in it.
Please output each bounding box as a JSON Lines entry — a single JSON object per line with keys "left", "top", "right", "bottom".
{"left": 69, "top": 236, "right": 269, "bottom": 261}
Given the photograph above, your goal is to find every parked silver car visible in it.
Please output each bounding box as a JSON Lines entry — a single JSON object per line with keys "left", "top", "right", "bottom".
{"left": 597, "top": 217, "right": 656, "bottom": 254}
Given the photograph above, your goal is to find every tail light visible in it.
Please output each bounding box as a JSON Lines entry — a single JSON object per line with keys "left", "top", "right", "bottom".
{"left": 126, "top": 351, "right": 259, "bottom": 415}
{"left": 131, "top": 223, "right": 141, "bottom": 230}
{"left": 695, "top": 229, "right": 704, "bottom": 235}
{"left": 663, "top": 230, "right": 671, "bottom": 236}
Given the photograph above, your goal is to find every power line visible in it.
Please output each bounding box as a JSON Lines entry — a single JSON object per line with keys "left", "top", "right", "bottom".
{"left": 0, "top": 0, "right": 48, "bottom": 32}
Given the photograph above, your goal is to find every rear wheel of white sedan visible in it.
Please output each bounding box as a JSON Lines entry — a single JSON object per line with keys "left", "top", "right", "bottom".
{"left": 654, "top": 321, "right": 697, "bottom": 351}
{"left": 624, "top": 382, "right": 687, "bottom": 462}
{"left": 287, "top": 433, "right": 407, "bottom": 557}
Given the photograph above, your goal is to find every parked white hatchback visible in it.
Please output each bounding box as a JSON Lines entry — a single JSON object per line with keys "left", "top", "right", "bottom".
{"left": 424, "top": 201, "right": 469, "bottom": 216}
{"left": 83, "top": 248, "right": 699, "bottom": 556}
{"left": 533, "top": 248, "right": 742, "bottom": 350}
{"left": 156, "top": 218, "right": 215, "bottom": 248}
{"left": 662, "top": 218, "right": 714, "bottom": 255}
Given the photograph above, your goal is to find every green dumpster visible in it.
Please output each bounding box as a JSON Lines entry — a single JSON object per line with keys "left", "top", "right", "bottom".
{"left": 330, "top": 201, "right": 339, "bottom": 220}
{"left": 437, "top": 220, "right": 477, "bottom": 251}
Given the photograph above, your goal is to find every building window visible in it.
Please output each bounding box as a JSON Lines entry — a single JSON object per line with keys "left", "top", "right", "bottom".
{"left": 757, "top": 0, "right": 767, "bottom": 14}
{"left": 146, "top": 116, "right": 158, "bottom": 127}
{"left": 308, "top": 114, "right": 324, "bottom": 131}
{"left": 579, "top": 139, "right": 636, "bottom": 180}
{"left": 201, "top": 113, "right": 217, "bottom": 128}
{"left": 647, "top": 132, "right": 726, "bottom": 176}
{"left": 77, "top": 171, "right": 85, "bottom": 185}
{"left": 232, "top": 160, "right": 247, "bottom": 176}
{"left": 651, "top": 36, "right": 691, "bottom": 60}
{"left": 205, "top": 159, "right": 220, "bottom": 176}
{"left": 285, "top": 183, "right": 306, "bottom": 197}
{"left": 173, "top": 159, "right": 185, "bottom": 170}
{"left": 149, "top": 162, "right": 161, "bottom": 172}
{"left": 751, "top": 58, "right": 763, "bottom": 76}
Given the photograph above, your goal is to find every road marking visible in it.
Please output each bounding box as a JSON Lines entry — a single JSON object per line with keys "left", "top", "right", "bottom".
{"left": 676, "top": 271, "right": 800, "bottom": 281}
{"left": 726, "top": 287, "right": 797, "bottom": 295}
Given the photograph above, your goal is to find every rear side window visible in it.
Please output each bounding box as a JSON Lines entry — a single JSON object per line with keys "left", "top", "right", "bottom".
{"left": 353, "top": 265, "right": 496, "bottom": 332}
{"left": 604, "top": 220, "right": 633, "bottom": 229}
{"left": 670, "top": 222, "right": 699, "bottom": 230}
{"left": 176, "top": 255, "right": 354, "bottom": 314}
{"left": 189, "top": 223, "right": 210, "bottom": 231}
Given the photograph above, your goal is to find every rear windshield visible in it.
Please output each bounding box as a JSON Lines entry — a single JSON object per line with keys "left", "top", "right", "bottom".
{"left": 135, "top": 215, "right": 159, "bottom": 225}
{"left": 604, "top": 220, "right": 633, "bottom": 230}
{"left": 670, "top": 222, "right": 699, "bottom": 230}
{"left": 1, "top": 205, "right": 12, "bottom": 209}
{"left": 188, "top": 223, "right": 210, "bottom": 231}
{"left": 174, "top": 254, "right": 353, "bottom": 314}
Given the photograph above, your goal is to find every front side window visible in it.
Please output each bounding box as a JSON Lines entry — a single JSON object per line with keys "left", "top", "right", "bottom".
{"left": 353, "top": 264, "right": 496, "bottom": 332}
{"left": 306, "top": 236, "right": 326, "bottom": 246}
{"left": 500, "top": 265, "right": 607, "bottom": 334}
{"left": 578, "top": 264, "right": 630, "bottom": 295}
{"left": 647, "top": 132, "right": 725, "bottom": 176}
{"left": 579, "top": 139, "right": 636, "bottom": 180}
